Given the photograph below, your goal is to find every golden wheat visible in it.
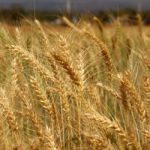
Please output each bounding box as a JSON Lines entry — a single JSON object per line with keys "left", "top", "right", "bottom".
{"left": 0, "top": 16, "right": 149, "bottom": 150}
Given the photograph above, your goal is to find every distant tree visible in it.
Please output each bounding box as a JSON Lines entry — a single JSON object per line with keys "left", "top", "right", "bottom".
{"left": 9, "top": 3, "right": 26, "bottom": 24}
{"left": 142, "top": 11, "right": 150, "bottom": 25}
{"left": 97, "top": 11, "right": 110, "bottom": 23}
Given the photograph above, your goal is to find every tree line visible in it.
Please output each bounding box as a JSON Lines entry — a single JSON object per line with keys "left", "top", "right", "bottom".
{"left": 0, "top": 4, "right": 150, "bottom": 25}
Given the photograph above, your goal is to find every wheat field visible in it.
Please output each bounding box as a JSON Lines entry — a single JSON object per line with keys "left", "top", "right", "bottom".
{"left": 0, "top": 16, "right": 150, "bottom": 150}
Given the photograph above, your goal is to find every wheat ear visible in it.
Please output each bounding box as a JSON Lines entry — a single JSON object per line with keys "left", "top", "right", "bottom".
{"left": 84, "top": 113, "right": 138, "bottom": 149}
{"left": 6, "top": 45, "right": 57, "bottom": 83}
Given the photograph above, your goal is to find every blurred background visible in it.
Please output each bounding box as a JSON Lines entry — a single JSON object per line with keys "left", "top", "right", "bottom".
{"left": 0, "top": 0, "right": 150, "bottom": 24}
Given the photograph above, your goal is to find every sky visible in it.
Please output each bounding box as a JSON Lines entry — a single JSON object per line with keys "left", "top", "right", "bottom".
{"left": 0, "top": 0, "right": 149, "bottom": 11}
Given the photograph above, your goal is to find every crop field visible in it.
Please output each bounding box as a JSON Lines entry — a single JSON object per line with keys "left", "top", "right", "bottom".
{"left": 0, "top": 16, "right": 150, "bottom": 150}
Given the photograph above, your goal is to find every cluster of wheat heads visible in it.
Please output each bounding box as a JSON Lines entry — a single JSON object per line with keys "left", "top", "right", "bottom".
{"left": 0, "top": 17, "right": 149, "bottom": 149}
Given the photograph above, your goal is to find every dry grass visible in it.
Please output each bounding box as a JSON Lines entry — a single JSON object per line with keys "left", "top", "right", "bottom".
{"left": 0, "top": 16, "right": 149, "bottom": 150}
